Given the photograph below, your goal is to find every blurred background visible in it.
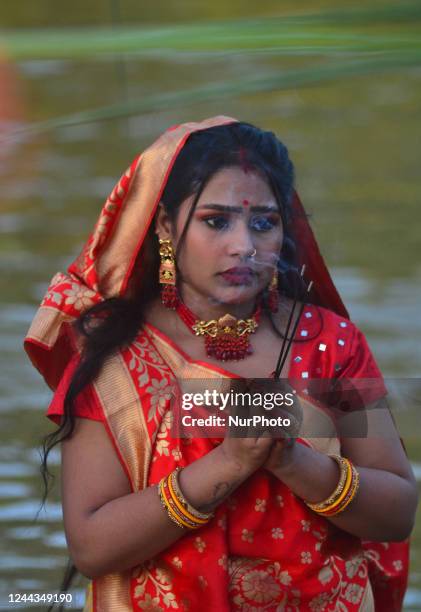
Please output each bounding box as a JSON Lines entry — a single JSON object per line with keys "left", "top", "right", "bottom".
{"left": 0, "top": 0, "right": 420, "bottom": 609}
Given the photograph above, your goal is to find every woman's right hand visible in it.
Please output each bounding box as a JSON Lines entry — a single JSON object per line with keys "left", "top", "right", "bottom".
{"left": 220, "top": 432, "right": 275, "bottom": 474}
{"left": 219, "top": 377, "right": 276, "bottom": 473}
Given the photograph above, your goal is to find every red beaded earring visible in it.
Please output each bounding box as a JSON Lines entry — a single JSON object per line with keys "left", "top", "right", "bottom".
{"left": 268, "top": 268, "right": 279, "bottom": 313}
{"left": 159, "top": 238, "right": 179, "bottom": 309}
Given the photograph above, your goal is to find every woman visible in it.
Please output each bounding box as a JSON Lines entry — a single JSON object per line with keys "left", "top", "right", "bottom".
{"left": 25, "top": 117, "right": 417, "bottom": 611}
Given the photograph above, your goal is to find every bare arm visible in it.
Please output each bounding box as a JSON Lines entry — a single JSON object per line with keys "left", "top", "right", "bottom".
{"left": 62, "top": 418, "right": 273, "bottom": 579}
{"left": 264, "top": 399, "right": 418, "bottom": 541}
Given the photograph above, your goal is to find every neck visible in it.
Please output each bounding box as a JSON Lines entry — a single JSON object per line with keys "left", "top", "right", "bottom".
{"left": 179, "top": 283, "right": 258, "bottom": 321}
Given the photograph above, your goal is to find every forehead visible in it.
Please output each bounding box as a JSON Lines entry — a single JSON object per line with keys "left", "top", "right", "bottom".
{"left": 197, "top": 166, "right": 275, "bottom": 206}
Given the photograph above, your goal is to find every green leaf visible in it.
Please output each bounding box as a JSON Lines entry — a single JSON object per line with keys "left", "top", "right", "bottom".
{"left": 2, "top": 2, "right": 421, "bottom": 60}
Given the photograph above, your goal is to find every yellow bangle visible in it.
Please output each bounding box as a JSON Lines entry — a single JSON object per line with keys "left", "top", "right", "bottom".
{"left": 305, "top": 455, "right": 351, "bottom": 513}
{"left": 158, "top": 481, "right": 184, "bottom": 529}
{"left": 321, "top": 459, "right": 353, "bottom": 513}
{"left": 168, "top": 471, "right": 208, "bottom": 525}
{"left": 325, "top": 465, "right": 360, "bottom": 516}
{"left": 171, "top": 467, "right": 214, "bottom": 521}
{"left": 158, "top": 478, "right": 193, "bottom": 529}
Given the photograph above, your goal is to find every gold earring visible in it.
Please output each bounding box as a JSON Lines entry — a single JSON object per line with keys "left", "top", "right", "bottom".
{"left": 159, "top": 238, "right": 179, "bottom": 309}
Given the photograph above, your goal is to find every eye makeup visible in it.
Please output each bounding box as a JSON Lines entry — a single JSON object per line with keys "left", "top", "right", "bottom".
{"left": 200, "top": 212, "right": 280, "bottom": 233}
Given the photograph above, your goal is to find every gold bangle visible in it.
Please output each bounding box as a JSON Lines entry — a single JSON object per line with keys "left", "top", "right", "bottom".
{"left": 159, "top": 475, "right": 204, "bottom": 530}
{"left": 158, "top": 478, "right": 187, "bottom": 529}
{"left": 162, "top": 478, "right": 200, "bottom": 529}
{"left": 305, "top": 455, "right": 350, "bottom": 512}
{"left": 325, "top": 465, "right": 360, "bottom": 516}
{"left": 160, "top": 477, "right": 201, "bottom": 529}
{"left": 320, "top": 459, "right": 353, "bottom": 513}
{"left": 171, "top": 467, "right": 214, "bottom": 520}
{"left": 168, "top": 471, "right": 208, "bottom": 525}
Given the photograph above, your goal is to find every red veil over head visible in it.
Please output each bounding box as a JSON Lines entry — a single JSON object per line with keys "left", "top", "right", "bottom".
{"left": 24, "top": 117, "right": 408, "bottom": 610}
{"left": 24, "top": 116, "right": 347, "bottom": 390}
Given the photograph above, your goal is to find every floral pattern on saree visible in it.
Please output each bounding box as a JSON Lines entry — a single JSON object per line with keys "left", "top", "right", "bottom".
{"left": 120, "top": 328, "right": 379, "bottom": 611}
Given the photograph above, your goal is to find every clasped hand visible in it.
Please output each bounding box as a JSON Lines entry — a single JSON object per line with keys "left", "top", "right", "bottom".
{"left": 220, "top": 378, "right": 302, "bottom": 474}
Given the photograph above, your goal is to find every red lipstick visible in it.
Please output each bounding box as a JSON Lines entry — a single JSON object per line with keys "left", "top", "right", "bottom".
{"left": 220, "top": 267, "right": 255, "bottom": 285}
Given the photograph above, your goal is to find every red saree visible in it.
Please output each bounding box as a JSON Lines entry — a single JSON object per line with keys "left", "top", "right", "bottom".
{"left": 46, "top": 302, "right": 408, "bottom": 611}
{"left": 26, "top": 117, "right": 409, "bottom": 611}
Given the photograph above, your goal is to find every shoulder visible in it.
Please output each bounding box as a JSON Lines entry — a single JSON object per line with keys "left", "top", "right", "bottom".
{"left": 47, "top": 328, "right": 176, "bottom": 427}
{"left": 115, "top": 326, "right": 177, "bottom": 404}
{"left": 315, "top": 306, "right": 387, "bottom": 403}
{"left": 46, "top": 353, "right": 104, "bottom": 425}
{"left": 292, "top": 303, "right": 381, "bottom": 378}
{"left": 119, "top": 325, "right": 172, "bottom": 372}
{"left": 305, "top": 303, "right": 352, "bottom": 332}
{"left": 290, "top": 304, "right": 387, "bottom": 404}
{"left": 310, "top": 305, "right": 376, "bottom": 365}
{"left": 294, "top": 303, "right": 356, "bottom": 347}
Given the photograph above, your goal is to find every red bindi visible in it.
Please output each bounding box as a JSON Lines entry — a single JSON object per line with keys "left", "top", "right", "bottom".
{"left": 242, "top": 199, "right": 250, "bottom": 207}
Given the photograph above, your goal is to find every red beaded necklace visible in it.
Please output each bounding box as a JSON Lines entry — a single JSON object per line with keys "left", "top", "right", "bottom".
{"left": 176, "top": 299, "right": 262, "bottom": 361}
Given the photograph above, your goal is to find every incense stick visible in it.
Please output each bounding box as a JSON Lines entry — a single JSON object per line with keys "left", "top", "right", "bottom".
{"left": 273, "top": 265, "right": 306, "bottom": 378}
{"left": 274, "top": 275, "right": 313, "bottom": 379}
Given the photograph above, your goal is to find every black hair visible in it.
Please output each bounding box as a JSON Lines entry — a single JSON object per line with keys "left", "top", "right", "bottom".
{"left": 37, "top": 121, "right": 302, "bottom": 610}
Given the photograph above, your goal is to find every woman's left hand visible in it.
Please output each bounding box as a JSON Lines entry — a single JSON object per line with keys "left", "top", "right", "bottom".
{"left": 262, "top": 438, "right": 296, "bottom": 473}
{"left": 242, "top": 377, "right": 301, "bottom": 474}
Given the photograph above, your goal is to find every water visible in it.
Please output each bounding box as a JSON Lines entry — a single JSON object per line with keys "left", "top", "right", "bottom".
{"left": 1, "top": 1, "right": 420, "bottom": 609}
